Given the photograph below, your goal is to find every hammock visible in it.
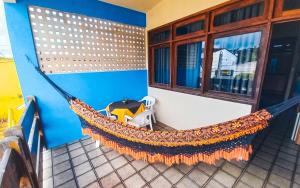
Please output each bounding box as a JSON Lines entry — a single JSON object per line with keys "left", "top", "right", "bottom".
{"left": 27, "top": 56, "right": 300, "bottom": 165}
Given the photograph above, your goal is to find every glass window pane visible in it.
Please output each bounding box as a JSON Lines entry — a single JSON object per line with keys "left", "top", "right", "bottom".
{"left": 283, "top": 0, "right": 300, "bottom": 11}
{"left": 176, "top": 42, "right": 205, "bottom": 89}
{"left": 154, "top": 47, "right": 170, "bottom": 84}
{"left": 214, "top": 2, "right": 264, "bottom": 26}
{"left": 210, "top": 31, "right": 262, "bottom": 96}
{"left": 176, "top": 20, "right": 204, "bottom": 36}
{"left": 150, "top": 30, "right": 170, "bottom": 44}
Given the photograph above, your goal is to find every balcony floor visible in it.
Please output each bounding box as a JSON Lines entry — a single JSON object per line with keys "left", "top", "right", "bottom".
{"left": 42, "top": 120, "right": 300, "bottom": 188}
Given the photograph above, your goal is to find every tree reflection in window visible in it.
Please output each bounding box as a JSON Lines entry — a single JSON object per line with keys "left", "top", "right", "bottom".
{"left": 210, "top": 31, "right": 262, "bottom": 96}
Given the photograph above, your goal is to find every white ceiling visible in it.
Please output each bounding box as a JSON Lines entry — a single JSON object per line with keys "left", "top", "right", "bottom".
{"left": 101, "top": 0, "right": 161, "bottom": 12}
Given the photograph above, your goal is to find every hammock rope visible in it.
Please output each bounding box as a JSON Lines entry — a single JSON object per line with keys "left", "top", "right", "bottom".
{"left": 26, "top": 56, "right": 300, "bottom": 165}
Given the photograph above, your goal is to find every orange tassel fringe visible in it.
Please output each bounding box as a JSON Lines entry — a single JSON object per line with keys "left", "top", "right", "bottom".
{"left": 82, "top": 128, "right": 253, "bottom": 166}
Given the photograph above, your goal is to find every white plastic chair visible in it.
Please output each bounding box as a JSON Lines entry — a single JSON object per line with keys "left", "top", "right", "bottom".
{"left": 97, "top": 109, "right": 117, "bottom": 120}
{"left": 124, "top": 110, "right": 153, "bottom": 131}
{"left": 139, "top": 96, "right": 156, "bottom": 123}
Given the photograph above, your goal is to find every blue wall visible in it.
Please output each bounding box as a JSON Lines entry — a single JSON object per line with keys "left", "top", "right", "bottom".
{"left": 4, "top": 0, "right": 147, "bottom": 148}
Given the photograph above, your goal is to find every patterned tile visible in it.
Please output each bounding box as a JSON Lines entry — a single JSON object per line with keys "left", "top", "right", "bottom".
{"left": 205, "top": 179, "right": 225, "bottom": 188}
{"left": 188, "top": 168, "right": 209, "bottom": 186}
{"left": 76, "top": 171, "right": 97, "bottom": 188}
{"left": 235, "top": 181, "right": 251, "bottom": 188}
{"left": 153, "top": 163, "right": 168, "bottom": 173}
{"left": 87, "top": 148, "right": 103, "bottom": 159}
{"left": 111, "top": 156, "right": 128, "bottom": 169}
{"left": 85, "top": 182, "right": 101, "bottom": 188}
{"left": 95, "top": 163, "right": 114, "bottom": 178}
{"left": 101, "top": 145, "right": 113, "bottom": 153}
{"left": 222, "top": 162, "right": 242, "bottom": 177}
{"left": 163, "top": 167, "right": 183, "bottom": 184}
{"left": 124, "top": 174, "right": 145, "bottom": 188}
{"left": 175, "top": 163, "right": 193, "bottom": 174}
{"left": 268, "top": 173, "right": 291, "bottom": 188}
{"left": 72, "top": 154, "right": 88, "bottom": 166}
{"left": 117, "top": 164, "right": 136, "bottom": 180}
{"left": 74, "top": 161, "right": 92, "bottom": 177}
{"left": 131, "top": 160, "right": 148, "bottom": 171}
{"left": 150, "top": 176, "right": 172, "bottom": 188}
{"left": 105, "top": 150, "right": 121, "bottom": 160}
{"left": 197, "top": 162, "right": 217, "bottom": 175}
{"left": 70, "top": 148, "right": 85, "bottom": 158}
{"left": 53, "top": 161, "right": 71, "bottom": 175}
{"left": 140, "top": 165, "right": 159, "bottom": 182}
{"left": 84, "top": 143, "right": 98, "bottom": 152}
{"left": 240, "top": 172, "right": 264, "bottom": 188}
{"left": 213, "top": 170, "right": 236, "bottom": 187}
{"left": 91, "top": 155, "right": 107, "bottom": 167}
{"left": 68, "top": 142, "right": 82, "bottom": 151}
{"left": 246, "top": 164, "right": 268, "bottom": 180}
{"left": 295, "top": 173, "right": 300, "bottom": 184}
{"left": 52, "top": 147, "right": 68, "bottom": 157}
{"left": 100, "top": 172, "right": 121, "bottom": 188}
{"left": 53, "top": 169, "right": 74, "bottom": 187}
{"left": 81, "top": 138, "right": 94, "bottom": 146}
{"left": 293, "top": 183, "right": 300, "bottom": 188}
{"left": 56, "top": 180, "right": 76, "bottom": 188}
{"left": 271, "top": 165, "right": 293, "bottom": 180}
{"left": 176, "top": 177, "right": 198, "bottom": 188}
{"left": 52, "top": 153, "right": 69, "bottom": 165}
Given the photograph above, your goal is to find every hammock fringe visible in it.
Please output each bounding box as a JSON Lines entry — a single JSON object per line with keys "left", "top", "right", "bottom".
{"left": 83, "top": 128, "right": 252, "bottom": 166}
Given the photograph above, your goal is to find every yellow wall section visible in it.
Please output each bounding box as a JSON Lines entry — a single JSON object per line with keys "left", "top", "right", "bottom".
{"left": 146, "top": 0, "right": 230, "bottom": 30}
{"left": 0, "top": 58, "right": 24, "bottom": 129}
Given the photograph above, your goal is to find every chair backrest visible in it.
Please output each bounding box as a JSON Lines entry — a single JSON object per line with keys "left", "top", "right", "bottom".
{"left": 105, "top": 109, "right": 112, "bottom": 116}
{"left": 141, "top": 96, "right": 156, "bottom": 110}
{"left": 133, "top": 110, "right": 152, "bottom": 122}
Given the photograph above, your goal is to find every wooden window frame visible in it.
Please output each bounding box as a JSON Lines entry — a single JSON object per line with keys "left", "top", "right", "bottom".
{"left": 173, "top": 14, "right": 207, "bottom": 41}
{"left": 148, "top": 0, "right": 300, "bottom": 107}
{"left": 210, "top": 0, "right": 269, "bottom": 33}
{"left": 148, "top": 25, "right": 172, "bottom": 46}
{"left": 274, "top": 0, "right": 300, "bottom": 19}
{"left": 204, "top": 25, "right": 269, "bottom": 104}
{"left": 173, "top": 37, "right": 206, "bottom": 94}
{"left": 149, "top": 43, "right": 172, "bottom": 88}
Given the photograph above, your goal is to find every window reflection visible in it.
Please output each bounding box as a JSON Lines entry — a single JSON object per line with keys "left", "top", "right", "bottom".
{"left": 210, "top": 31, "right": 261, "bottom": 96}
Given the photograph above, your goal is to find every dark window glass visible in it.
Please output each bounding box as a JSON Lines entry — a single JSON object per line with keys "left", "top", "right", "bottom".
{"left": 176, "top": 42, "right": 205, "bottom": 89}
{"left": 210, "top": 32, "right": 262, "bottom": 96}
{"left": 150, "top": 30, "right": 170, "bottom": 44}
{"left": 214, "top": 2, "right": 264, "bottom": 26}
{"left": 283, "top": 0, "right": 300, "bottom": 11}
{"left": 176, "top": 20, "right": 205, "bottom": 36}
{"left": 154, "top": 47, "right": 170, "bottom": 84}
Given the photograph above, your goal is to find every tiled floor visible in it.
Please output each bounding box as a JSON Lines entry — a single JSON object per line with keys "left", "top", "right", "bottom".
{"left": 42, "top": 116, "right": 300, "bottom": 188}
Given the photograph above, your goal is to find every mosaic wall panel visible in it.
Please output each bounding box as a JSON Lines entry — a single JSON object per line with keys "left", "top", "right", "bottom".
{"left": 28, "top": 6, "right": 146, "bottom": 74}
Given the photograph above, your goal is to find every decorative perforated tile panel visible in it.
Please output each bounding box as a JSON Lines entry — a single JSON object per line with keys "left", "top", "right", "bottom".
{"left": 28, "top": 6, "right": 146, "bottom": 74}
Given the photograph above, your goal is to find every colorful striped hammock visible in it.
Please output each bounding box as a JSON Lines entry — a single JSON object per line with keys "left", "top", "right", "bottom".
{"left": 28, "top": 56, "right": 299, "bottom": 165}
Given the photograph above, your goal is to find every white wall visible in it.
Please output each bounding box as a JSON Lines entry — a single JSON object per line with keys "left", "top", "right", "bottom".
{"left": 149, "top": 87, "right": 252, "bottom": 130}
